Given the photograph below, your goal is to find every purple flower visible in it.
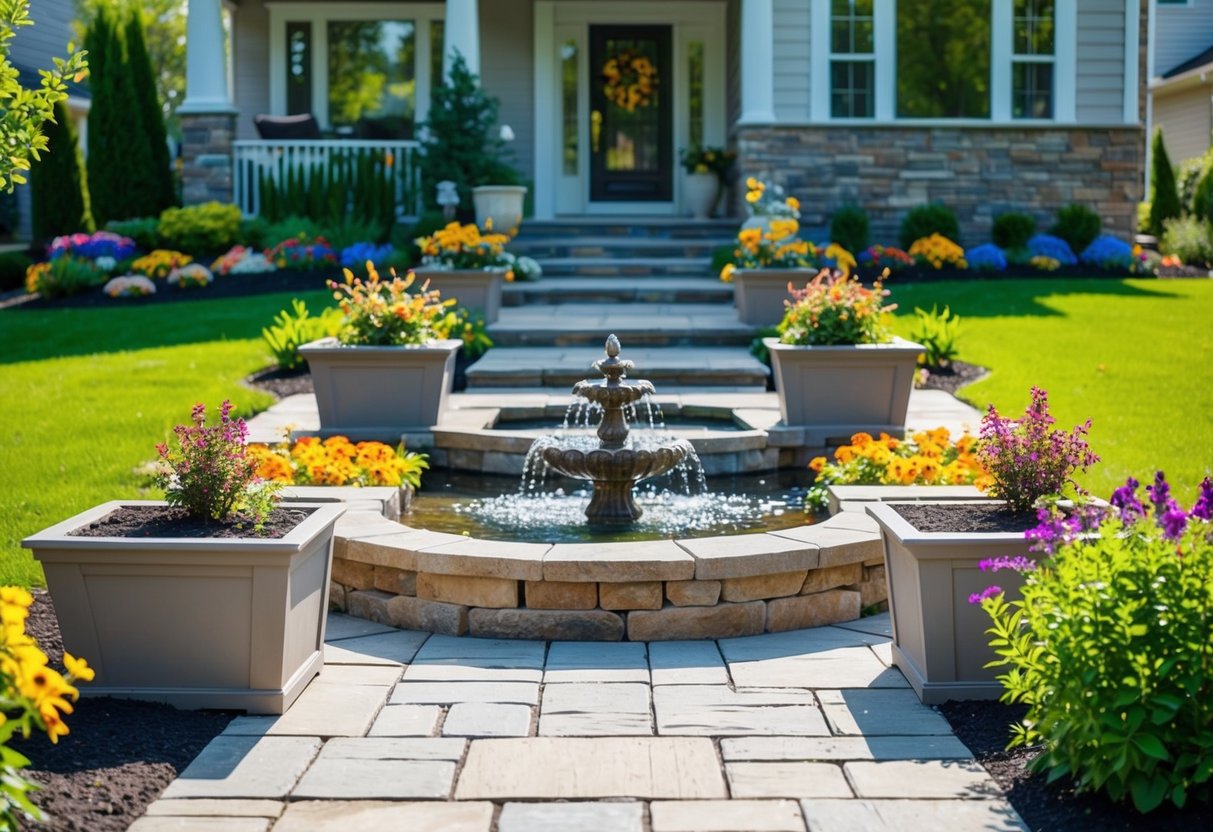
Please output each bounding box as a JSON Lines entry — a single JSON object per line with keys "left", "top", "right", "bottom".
{"left": 1190, "top": 477, "right": 1213, "bottom": 521}
{"left": 968, "top": 586, "right": 1002, "bottom": 605}
{"left": 1159, "top": 505, "right": 1188, "bottom": 541}
{"left": 979, "top": 556, "right": 1036, "bottom": 573}
{"left": 1110, "top": 476, "right": 1146, "bottom": 524}
{"left": 1147, "top": 471, "right": 1171, "bottom": 515}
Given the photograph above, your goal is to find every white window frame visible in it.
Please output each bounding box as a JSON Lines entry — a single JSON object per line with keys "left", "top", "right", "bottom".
{"left": 827, "top": 0, "right": 877, "bottom": 119}
{"left": 267, "top": 2, "right": 445, "bottom": 132}
{"left": 810, "top": 0, "right": 1077, "bottom": 125}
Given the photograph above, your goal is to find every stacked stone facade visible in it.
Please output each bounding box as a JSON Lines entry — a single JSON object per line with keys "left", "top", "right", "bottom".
{"left": 179, "top": 112, "right": 237, "bottom": 205}
{"left": 735, "top": 125, "right": 1145, "bottom": 246}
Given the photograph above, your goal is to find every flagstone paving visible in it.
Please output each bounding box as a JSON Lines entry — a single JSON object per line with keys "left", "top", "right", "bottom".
{"left": 137, "top": 611, "right": 1028, "bottom": 831}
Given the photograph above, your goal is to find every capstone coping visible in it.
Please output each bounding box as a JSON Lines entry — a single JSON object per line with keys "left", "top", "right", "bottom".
{"left": 676, "top": 533, "right": 821, "bottom": 580}
{"left": 543, "top": 540, "right": 694, "bottom": 582}
{"left": 414, "top": 538, "right": 550, "bottom": 580}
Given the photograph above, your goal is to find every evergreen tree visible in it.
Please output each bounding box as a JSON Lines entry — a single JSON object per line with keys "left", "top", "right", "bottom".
{"left": 124, "top": 8, "right": 176, "bottom": 212}
{"left": 30, "top": 101, "right": 94, "bottom": 241}
{"left": 85, "top": 4, "right": 125, "bottom": 225}
{"left": 1149, "top": 128, "right": 1182, "bottom": 236}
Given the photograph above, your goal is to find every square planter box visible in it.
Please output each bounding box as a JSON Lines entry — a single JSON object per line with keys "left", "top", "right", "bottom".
{"left": 865, "top": 501, "right": 1034, "bottom": 704}
{"left": 733, "top": 268, "right": 817, "bottom": 326}
{"left": 413, "top": 268, "right": 504, "bottom": 324}
{"left": 299, "top": 337, "right": 461, "bottom": 436}
{"left": 22, "top": 500, "right": 347, "bottom": 714}
{"left": 765, "top": 336, "right": 922, "bottom": 443}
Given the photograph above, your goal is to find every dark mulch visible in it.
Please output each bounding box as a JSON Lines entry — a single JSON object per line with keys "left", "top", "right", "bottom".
{"left": 939, "top": 699, "right": 1213, "bottom": 831}
{"left": 247, "top": 366, "right": 314, "bottom": 400}
{"left": 859, "top": 264, "right": 1192, "bottom": 284}
{"left": 892, "top": 500, "right": 1034, "bottom": 534}
{"left": 917, "top": 359, "right": 986, "bottom": 396}
{"left": 1157, "top": 265, "right": 1212, "bottom": 279}
{"left": 17, "top": 592, "right": 234, "bottom": 832}
{"left": 68, "top": 504, "right": 316, "bottom": 539}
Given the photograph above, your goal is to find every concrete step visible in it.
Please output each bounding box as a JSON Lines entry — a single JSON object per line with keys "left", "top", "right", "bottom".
{"left": 537, "top": 256, "right": 713, "bottom": 277}
{"left": 465, "top": 345, "right": 770, "bottom": 389}
{"left": 517, "top": 218, "right": 739, "bottom": 240}
{"left": 504, "top": 276, "right": 733, "bottom": 306}
{"left": 510, "top": 236, "right": 731, "bottom": 260}
{"left": 486, "top": 302, "right": 755, "bottom": 347}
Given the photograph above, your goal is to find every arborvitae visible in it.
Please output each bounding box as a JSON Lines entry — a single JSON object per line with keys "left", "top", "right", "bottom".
{"left": 1149, "top": 128, "right": 1182, "bottom": 236}
{"left": 30, "top": 101, "right": 94, "bottom": 242}
{"left": 84, "top": 4, "right": 125, "bottom": 226}
{"left": 123, "top": 8, "right": 176, "bottom": 212}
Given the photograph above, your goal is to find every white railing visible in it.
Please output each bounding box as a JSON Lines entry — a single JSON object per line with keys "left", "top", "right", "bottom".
{"left": 232, "top": 139, "right": 424, "bottom": 221}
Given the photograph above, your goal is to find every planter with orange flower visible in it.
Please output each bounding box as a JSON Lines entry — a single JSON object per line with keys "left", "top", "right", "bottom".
{"left": 412, "top": 221, "right": 535, "bottom": 324}
{"left": 765, "top": 269, "right": 922, "bottom": 443}
{"left": 299, "top": 266, "right": 461, "bottom": 435}
{"left": 720, "top": 217, "right": 819, "bottom": 325}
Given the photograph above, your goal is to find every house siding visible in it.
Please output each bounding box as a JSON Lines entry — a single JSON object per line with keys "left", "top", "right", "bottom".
{"left": 1154, "top": 0, "right": 1213, "bottom": 77}
{"left": 1076, "top": 0, "right": 1129, "bottom": 124}
{"left": 772, "top": 0, "right": 810, "bottom": 121}
{"left": 480, "top": 0, "right": 535, "bottom": 185}
{"left": 233, "top": 0, "right": 271, "bottom": 141}
{"left": 15, "top": 0, "right": 77, "bottom": 70}
{"left": 1154, "top": 83, "right": 1213, "bottom": 163}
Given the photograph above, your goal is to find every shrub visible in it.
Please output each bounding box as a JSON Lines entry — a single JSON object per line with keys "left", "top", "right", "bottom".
{"left": 339, "top": 242, "right": 395, "bottom": 270}
{"left": 975, "top": 386, "right": 1099, "bottom": 514}
{"left": 1160, "top": 215, "right": 1213, "bottom": 267}
{"left": 105, "top": 217, "right": 159, "bottom": 250}
{"left": 777, "top": 271, "right": 895, "bottom": 346}
{"left": 154, "top": 400, "right": 279, "bottom": 525}
{"left": 910, "top": 305, "right": 962, "bottom": 370}
{"left": 437, "top": 306, "right": 494, "bottom": 361}
{"left": 1177, "top": 152, "right": 1212, "bottom": 215}
{"left": 1050, "top": 204, "right": 1101, "bottom": 255}
{"left": 262, "top": 216, "right": 328, "bottom": 252}
{"left": 1194, "top": 162, "right": 1213, "bottom": 223}
{"left": 1079, "top": 234, "right": 1135, "bottom": 271}
{"left": 1026, "top": 233, "right": 1077, "bottom": 266}
{"left": 157, "top": 202, "right": 242, "bottom": 254}
{"left": 975, "top": 474, "right": 1213, "bottom": 812}
{"left": 0, "top": 252, "right": 33, "bottom": 291}
{"left": 991, "top": 212, "right": 1035, "bottom": 250}
{"left": 266, "top": 234, "right": 337, "bottom": 271}
{"left": 131, "top": 250, "right": 192, "bottom": 280}
{"left": 829, "top": 205, "right": 869, "bottom": 254}
{"left": 908, "top": 234, "right": 967, "bottom": 269}
{"left": 323, "top": 216, "right": 390, "bottom": 251}
{"left": 858, "top": 244, "right": 914, "bottom": 271}
{"left": 899, "top": 203, "right": 960, "bottom": 250}
{"left": 1148, "top": 129, "right": 1182, "bottom": 235}
{"left": 262, "top": 299, "right": 344, "bottom": 371}
{"left": 964, "top": 243, "right": 1007, "bottom": 272}
{"left": 249, "top": 436, "right": 428, "bottom": 489}
{"left": 29, "top": 101, "right": 94, "bottom": 242}
{"left": 238, "top": 216, "right": 270, "bottom": 249}
{"left": 25, "top": 256, "right": 107, "bottom": 297}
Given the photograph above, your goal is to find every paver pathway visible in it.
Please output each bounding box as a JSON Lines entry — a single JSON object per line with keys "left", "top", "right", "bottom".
{"left": 131, "top": 613, "right": 1026, "bottom": 831}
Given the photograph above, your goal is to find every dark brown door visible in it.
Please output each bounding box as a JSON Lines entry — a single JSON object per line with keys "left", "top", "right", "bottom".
{"left": 589, "top": 25, "right": 673, "bottom": 202}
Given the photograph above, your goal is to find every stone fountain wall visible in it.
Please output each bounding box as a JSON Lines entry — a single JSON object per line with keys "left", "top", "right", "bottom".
{"left": 329, "top": 511, "right": 888, "bottom": 642}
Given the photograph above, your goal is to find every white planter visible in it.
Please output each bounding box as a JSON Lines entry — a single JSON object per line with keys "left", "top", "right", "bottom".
{"left": 684, "top": 172, "right": 720, "bottom": 220}
{"left": 412, "top": 268, "right": 504, "bottom": 323}
{"left": 23, "top": 501, "right": 346, "bottom": 714}
{"left": 473, "top": 185, "right": 527, "bottom": 234}
{"left": 732, "top": 268, "right": 817, "bottom": 326}
{"left": 299, "top": 337, "right": 461, "bottom": 435}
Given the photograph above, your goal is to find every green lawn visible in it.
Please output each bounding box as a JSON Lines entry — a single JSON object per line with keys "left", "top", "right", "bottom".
{"left": 1, "top": 278, "right": 1211, "bottom": 587}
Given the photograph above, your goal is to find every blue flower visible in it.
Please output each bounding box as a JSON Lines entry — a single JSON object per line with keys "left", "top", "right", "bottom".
{"left": 340, "top": 242, "right": 394, "bottom": 269}
{"left": 1027, "top": 234, "right": 1077, "bottom": 266}
{"left": 1080, "top": 234, "right": 1134, "bottom": 270}
{"left": 965, "top": 243, "right": 1007, "bottom": 272}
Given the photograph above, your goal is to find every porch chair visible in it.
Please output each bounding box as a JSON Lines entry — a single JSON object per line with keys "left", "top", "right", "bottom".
{"left": 253, "top": 113, "right": 322, "bottom": 140}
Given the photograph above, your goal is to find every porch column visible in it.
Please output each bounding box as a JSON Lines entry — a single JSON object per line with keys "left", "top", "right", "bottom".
{"left": 179, "top": 0, "right": 236, "bottom": 205}
{"left": 444, "top": 0, "right": 481, "bottom": 79}
{"left": 739, "top": 0, "right": 776, "bottom": 124}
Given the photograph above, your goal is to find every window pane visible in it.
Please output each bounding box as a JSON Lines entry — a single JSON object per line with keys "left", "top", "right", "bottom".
{"left": 1012, "top": 61, "right": 1053, "bottom": 118}
{"left": 896, "top": 0, "right": 990, "bottom": 118}
{"left": 328, "top": 20, "right": 416, "bottom": 138}
{"left": 831, "top": 0, "right": 874, "bottom": 54}
{"left": 831, "top": 60, "right": 874, "bottom": 118}
{"left": 562, "top": 39, "right": 578, "bottom": 176}
{"left": 688, "top": 40, "right": 704, "bottom": 148}
{"left": 1014, "top": 0, "right": 1054, "bottom": 55}
{"left": 286, "top": 22, "right": 312, "bottom": 116}
{"left": 430, "top": 20, "right": 445, "bottom": 97}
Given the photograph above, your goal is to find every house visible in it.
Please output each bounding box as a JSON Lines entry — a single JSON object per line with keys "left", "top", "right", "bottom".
{"left": 1148, "top": 0, "right": 1213, "bottom": 167}
{"left": 11, "top": 0, "right": 90, "bottom": 241}
{"left": 180, "top": 0, "right": 1148, "bottom": 244}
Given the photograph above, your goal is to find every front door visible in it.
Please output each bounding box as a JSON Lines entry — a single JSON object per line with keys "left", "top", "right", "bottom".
{"left": 588, "top": 25, "right": 673, "bottom": 202}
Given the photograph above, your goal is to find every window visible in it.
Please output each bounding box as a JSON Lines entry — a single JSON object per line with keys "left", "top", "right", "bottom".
{"left": 830, "top": 0, "right": 874, "bottom": 118}
{"left": 1011, "top": 0, "right": 1054, "bottom": 119}
{"left": 327, "top": 21, "right": 416, "bottom": 138}
{"left": 896, "top": 0, "right": 990, "bottom": 118}
{"left": 688, "top": 40, "right": 705, "bottom": 147}
{"left": 285, "top": 22, "right": 312, "bottom": 116}
{"left": 562, "top": 40, "right": 578, "bottom": 175}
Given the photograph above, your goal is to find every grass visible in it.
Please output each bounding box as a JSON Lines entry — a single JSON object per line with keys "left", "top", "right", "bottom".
{"left": 1, "top": 277, "right": 1211, "bottom": 587}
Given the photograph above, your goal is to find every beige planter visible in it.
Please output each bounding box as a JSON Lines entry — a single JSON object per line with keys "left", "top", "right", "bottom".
{"left": 733, "top": 268, "right": 816, "bottom": 326}
{"left": 765, "top": 336, "right": 922, "bottom": 442}
{"left": 22, "top": 500, "right": 346, "bottom": 714}
{"left": 412, "top": 268, "right": 504, "bottom": 323}
{"left": 472, "top": 185, "right": 527, "bottom": 234}
{"left": 865, "top": 501, "right": 1035, "bottom": 704}
{"left": 299, "top": 337, "right": 461, "bottom": 435}
{"left": 684, "top": 172, "right": 720, "bottom": 220}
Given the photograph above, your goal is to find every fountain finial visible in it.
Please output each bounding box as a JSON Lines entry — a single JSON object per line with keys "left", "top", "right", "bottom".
{"left": 605, "top": 334, "right": 620, "bottom": 358}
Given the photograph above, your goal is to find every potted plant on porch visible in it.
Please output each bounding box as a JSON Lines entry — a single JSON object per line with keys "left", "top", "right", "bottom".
{"left": 721, "top": 217, "right": 818, "bottom": 325}
{"left": 679, "top": 145, "right": 736, "bottom": 220}
{"left": 764, "top": 269, "right": 922, "bottom": 441}
{"left": 864, "top": 388, "right": 1100, "bottom": 704}
{"left": 299, "top": 266, "right": 463, "bottom": 435}
{"left": 22, "top": 401, "right": 345, "bottom": 714}
{"left": 412, "top": 221, "right": 540, "bottom": 324}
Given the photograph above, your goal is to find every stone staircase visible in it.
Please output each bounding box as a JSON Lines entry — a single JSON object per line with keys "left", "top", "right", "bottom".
{"left": 468, "top": 218, "right": 769, "bottom": 391}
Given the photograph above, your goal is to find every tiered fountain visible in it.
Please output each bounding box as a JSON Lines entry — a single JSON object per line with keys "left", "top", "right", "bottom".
{"left": 539, "top": 335, "right": 694, "bottom": 524}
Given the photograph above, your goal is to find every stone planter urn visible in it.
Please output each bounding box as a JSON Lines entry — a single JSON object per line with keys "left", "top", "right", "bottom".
{"left": 864, "top": 501, "right": 1036, "bottom": 705}
{"left": 733, "top": 268, "right": 816, "bottom": 326}
{"left": 764, "top": 336, "right": 922, "bottom": 442}
{"left": 684, "top": 172, "right": 720, "bottom": 220}
{"left": 473, "top": 185, "right": 527, "bottom": 234}
{"left": 22, "top": 501, "right": 346, "bottom": 714}
{"left": 299, "top": 337, "right": 462, "bottom": 435}
{"left": 412, "top": 268, "right": 505, "bottom": 324}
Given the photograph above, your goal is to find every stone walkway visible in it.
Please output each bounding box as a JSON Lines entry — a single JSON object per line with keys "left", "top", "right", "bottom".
{"left": 130, "top": 613, "right": 1027, "bottom": 831}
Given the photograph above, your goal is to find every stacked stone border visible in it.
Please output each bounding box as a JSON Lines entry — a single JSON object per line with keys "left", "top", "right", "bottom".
{"left": 329, "top": 510, "right": 888, "bottom": 642}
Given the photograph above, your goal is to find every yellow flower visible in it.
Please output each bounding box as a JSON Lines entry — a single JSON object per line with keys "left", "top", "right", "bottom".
{"left": 745, "top": 189, "right": 762, "bottom": 204}
{"left": 785, "top": 196, "right": 799, "bottom": 212}
{"left": 64, "top": 653, "right": 95, "bottom": 683}
{"left": 719, "top": 262, "right": 736, "bottom": 283}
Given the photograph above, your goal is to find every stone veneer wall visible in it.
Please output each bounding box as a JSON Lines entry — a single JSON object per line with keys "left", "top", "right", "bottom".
{"left": 329, "top": 512, "right": 889, "bottom": 642}
{"left": 179, "top": 112, "right": 237, "bottom": 205}
{"left": 735, "top": 125, "right": 1144, "bottom": 246}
